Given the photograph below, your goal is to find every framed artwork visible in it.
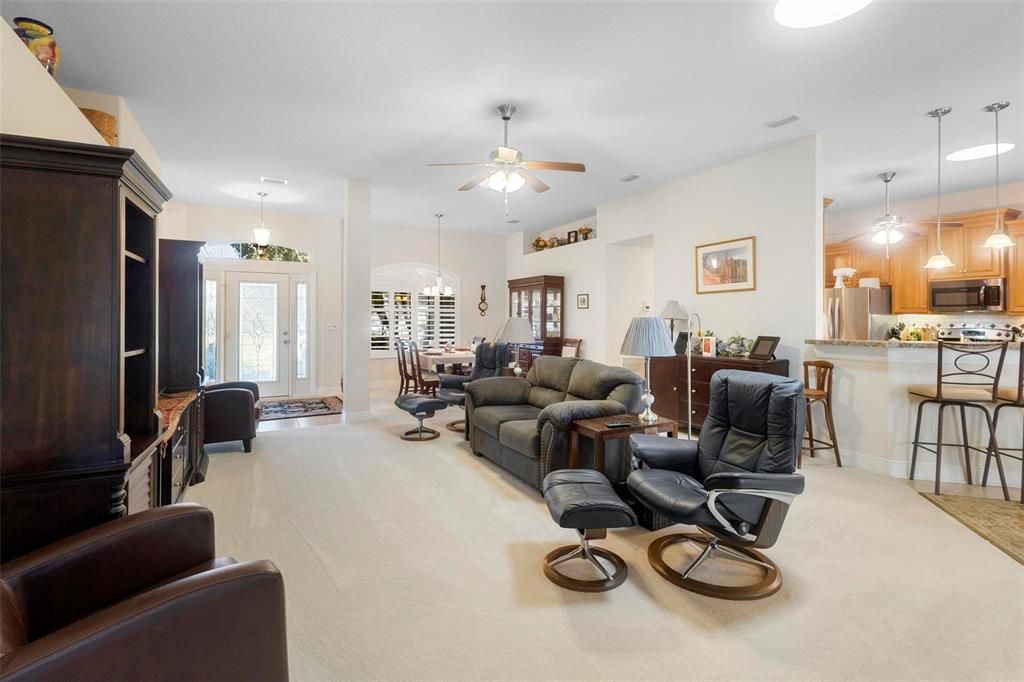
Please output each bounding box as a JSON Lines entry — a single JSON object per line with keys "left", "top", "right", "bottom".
{"left": 748, "top": 335, "right": 781, "bottom": 360}
{"left": 576, "top": 293, "right": 590, "bottom": 309}
{"left": 694, "top": 236, "right": 756, "bottom": 294}
{"left": 567, "top": 230, "right": 579, "bottom": 243}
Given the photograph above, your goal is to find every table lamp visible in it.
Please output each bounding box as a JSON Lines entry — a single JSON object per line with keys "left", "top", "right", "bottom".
{"left": 620, "top": 316, "right": 676, "bottom": 423}
{"left": 660, "top": 300, "right": 688, "bottom": 353}
{"left": 496, "top": 316, "right": 535, "bottom": 376}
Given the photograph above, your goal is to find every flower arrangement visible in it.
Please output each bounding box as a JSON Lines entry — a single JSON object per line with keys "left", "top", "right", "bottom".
{"left": 578, "top": 225, "right": 593, "bottom": 240}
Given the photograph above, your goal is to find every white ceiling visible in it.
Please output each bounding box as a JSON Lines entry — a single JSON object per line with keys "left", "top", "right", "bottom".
{"left": 7, "top": 1, "right": 1022, "bottom": 233}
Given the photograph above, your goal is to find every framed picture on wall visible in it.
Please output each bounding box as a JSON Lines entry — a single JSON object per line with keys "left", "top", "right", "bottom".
{"left": 577, "top": 293, "right": 590, "bottom": 309}
{"left": 694, "top": 236, "right": 756, "bottom": 294}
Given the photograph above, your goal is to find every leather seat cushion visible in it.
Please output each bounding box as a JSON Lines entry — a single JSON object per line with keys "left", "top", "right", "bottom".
{"left": 473, "top": 405, "right": 541, "bottom": 438}
{"left": 626, "top": 468, "right": 719, "bottom": 526}
{"left": 438, "top": 388, "right": 466, "bottom": 406}
{"left": 499, "top": 419, "right": 541, "bottom": 459}
{"left": 542, "top": 469, "right": 636, "bottom": 530}
{"left": 907, "top": 384, "right": 996, "bottom": 402}
{"left": 395, "top": 395, "right": 447, "bottom": 415}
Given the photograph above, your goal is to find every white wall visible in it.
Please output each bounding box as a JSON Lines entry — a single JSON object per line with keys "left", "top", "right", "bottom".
{"left": 369, "top": 224, "right": 507, "bottom": 385}
{"left": 63, "top": 87, "right": 163, "bottom": 175}
{"left": 159, "top": 201, "right": 344, "bottom": 394}
{"left": 0, "top": 23, "right": 105, "bottom": 145}
{"left": 506, "top": 137, "right": 823, "bottom": 375}
{"left": 826, "top": 180, "right": 1024, "bottom": 243}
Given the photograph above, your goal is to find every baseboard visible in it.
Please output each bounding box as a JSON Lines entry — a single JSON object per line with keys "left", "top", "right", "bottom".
{"left": 837, "top": 448, "right": 1022, "bottom": 487}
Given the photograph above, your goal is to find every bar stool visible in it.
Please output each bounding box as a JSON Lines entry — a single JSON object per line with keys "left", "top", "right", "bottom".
{"left": 908, "top": 341, "right": 1010, "bottom": 497}
{"left": 800, "top": 360, "right": 841, "bottom": 467}
{"left": 984, "top": 343, "right": 1022, "bottom": 502}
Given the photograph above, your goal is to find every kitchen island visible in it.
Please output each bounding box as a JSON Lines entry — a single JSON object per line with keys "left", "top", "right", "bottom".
{"left": 804, "top": 339, "right": 1022, "bottom": 488}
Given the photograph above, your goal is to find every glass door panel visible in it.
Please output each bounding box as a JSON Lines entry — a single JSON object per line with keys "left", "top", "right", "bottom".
{"left": 530, "top": 288, "right": 541, "bottom": 340}
{"left": 226, "top": 272, "right": 290, "bottom": 397}
{"left": 546, "top": 290, "right": 562, "bottom": 338}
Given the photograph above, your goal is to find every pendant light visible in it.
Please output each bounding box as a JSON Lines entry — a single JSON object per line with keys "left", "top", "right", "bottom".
{"left": 870, "top": 171, "right": 904, "bottom": 255}
{"left": 981, "top": 101, "right": 1014, "bottom": 249}
{"left": 252, "top": 192, "right": 271, "bottom": 246}
{"left": 923, "top": 107, "right": 955, "bottom": 270}
{"left": 422, "top": 214, "right": 453, "bottom": 297}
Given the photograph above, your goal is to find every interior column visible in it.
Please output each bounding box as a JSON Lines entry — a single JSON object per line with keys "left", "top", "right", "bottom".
{"left": 342, "top": 179, "right": 371, "bottom": 419}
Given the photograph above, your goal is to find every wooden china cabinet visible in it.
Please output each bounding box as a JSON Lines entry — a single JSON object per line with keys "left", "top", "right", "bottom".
{"left": 507, "top": 275, "right": 564, "bottom": 371}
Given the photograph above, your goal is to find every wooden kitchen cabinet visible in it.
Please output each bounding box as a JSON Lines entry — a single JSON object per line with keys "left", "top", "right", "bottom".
{"left": 890, "top": 236, "right": 930, "bottom": 313}
{"left": 852, "top": 243, "right": 890, "bottom": 284}
{"left": 1005, "top": 219, "right": 1024, "bottom": 314}
{"left": 824, "top": 240, "right": 890, "bottom": 287}
{"left": 926, "top": 208, "right": 1019, "bottom": 281}
{"left": 824, "top": 243, "right": 857, "bottom": 287}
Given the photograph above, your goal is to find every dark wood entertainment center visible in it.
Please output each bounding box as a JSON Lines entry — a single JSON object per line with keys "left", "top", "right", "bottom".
{"left": 650, "top": 354, "right": 790, "bottom": 431}
{"left": 0, "top": 135, "right": 208, "bottom": 561}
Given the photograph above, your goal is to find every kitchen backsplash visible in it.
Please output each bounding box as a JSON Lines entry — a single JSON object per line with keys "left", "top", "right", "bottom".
{"left": 896, "top": 314, "right": 1023, "bottom": 329}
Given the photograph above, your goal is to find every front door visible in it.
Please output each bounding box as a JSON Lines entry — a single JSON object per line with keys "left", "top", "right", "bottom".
{"left": 226, "top": 272, "right": 291, "bottom": 397}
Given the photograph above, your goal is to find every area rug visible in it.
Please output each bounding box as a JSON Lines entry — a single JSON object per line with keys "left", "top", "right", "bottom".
{"left": 921, "top": 493, "right": 1024, "bottom": 566}
{"left": 260, "top": 396, "right": 343, "bottom": 421}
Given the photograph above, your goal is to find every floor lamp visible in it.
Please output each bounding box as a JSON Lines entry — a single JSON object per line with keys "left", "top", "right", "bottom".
{"left": 620, "top": 316, "right": 676, "bottom": 423}
{"left": 496, "top": 316, "right": 535, "bottom": 376}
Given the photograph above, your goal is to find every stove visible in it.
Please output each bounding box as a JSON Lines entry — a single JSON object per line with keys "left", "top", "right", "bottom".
{"left": 936, "top": 322, "right": 1018, "bottom": 342}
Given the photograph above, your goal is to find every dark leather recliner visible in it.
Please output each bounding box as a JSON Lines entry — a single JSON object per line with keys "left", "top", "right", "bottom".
{"left": 438, "top": 342, "right": 510, "bottom": 433}
{"left": 628, "top": 369, "right": 806, "bottom": 600}
{"left": 0, "top": 504, "right": 287, "bottom": 681}
{"left": 204, "top": 381, "right": 262, "bottom": 452}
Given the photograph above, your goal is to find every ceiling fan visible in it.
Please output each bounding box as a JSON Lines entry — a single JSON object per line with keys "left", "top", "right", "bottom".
{"left": 428, "top": 104, "right": 586, "bottom": 196}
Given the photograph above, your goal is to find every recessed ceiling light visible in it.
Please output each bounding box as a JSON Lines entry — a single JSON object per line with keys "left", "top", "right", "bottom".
{"left": 619, "top": 174, "right": 640, "bottom": 183}
{"left": 946, "top": 143, "right": 1016, "bottom": 162}
{"left": 773, "top": 0, "right": 873, "bottom": 28}
{"left": 260, "top": 176, "right": 288, "bottom": 185}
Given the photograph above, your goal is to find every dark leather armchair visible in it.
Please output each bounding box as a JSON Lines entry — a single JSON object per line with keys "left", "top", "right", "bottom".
{"left": 438, "top": 341, "right": 510, "bottom": 390}
{"left": 0, "top": 504, "right": 287, "bottom": 681}
{"left": 204, "top": 381, "right": 262, "bottom": 452}
{"left": 627, "top": 370, "right": 806, "bottom": 600}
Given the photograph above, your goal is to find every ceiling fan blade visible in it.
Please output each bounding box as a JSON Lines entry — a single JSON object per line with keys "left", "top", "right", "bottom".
{"left": 519, "top": 170, "right": 550, "bottom": 193}
{"left": 912, "top": 220, "right": 965, "bottom": 227}
{"left": 458, "top": 171, "right": 493, "bottom": 191}
{"left": 523, "top": 161, "right": 586, "bottom": 172}
{"left": 427, "top": 162, "right": 489, "bottom": 167}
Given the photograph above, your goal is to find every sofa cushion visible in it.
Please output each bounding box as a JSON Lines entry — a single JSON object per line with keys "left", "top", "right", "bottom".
{"left": 499, "top": 419, "right": 541, "bottom": 459}
{"left": 473, "top": 405, "right": 542, "bottom": 438}
{"left": 526, "top": 356, "right": 579, "bottom": 408}
{"left": 566, "top": 359, "right": 644, "bottom": 404}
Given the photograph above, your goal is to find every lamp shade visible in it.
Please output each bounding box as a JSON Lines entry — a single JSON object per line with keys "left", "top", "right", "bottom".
{"left": 660, "top": 300, "right": 688, "bottom": 321}
{"left": 496, "top": 316, "right": 535, "bottom": 344}
{"left": 620, "top": 316, "right": 675, "bottom": 358}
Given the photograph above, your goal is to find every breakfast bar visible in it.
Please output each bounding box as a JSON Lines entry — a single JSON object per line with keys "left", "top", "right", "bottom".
{"left": 805, "top": 339, "right": 1022, "bottom": 487}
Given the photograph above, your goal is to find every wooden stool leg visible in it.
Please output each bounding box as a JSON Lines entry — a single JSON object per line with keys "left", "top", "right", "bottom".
{"left": 824, "top": 399, "right": 841, "bottom": 467}
{"left": 959, "top": 404, "right": 973, "bottom": 485}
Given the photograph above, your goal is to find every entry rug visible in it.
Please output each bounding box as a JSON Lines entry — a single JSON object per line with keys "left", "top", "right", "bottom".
{"left": 260, "top": 396, "right": 343, "bottom": 421}
{"left": 921, "top": 493, "right": 1024, "bottom": 566}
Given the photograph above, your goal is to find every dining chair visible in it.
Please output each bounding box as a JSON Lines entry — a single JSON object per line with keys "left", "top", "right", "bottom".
{"left": 408, "top": 341, "right": 439, "bottom": 396}
{"left": 800, "top": 360, "right": 841, "bottom": 467}
{"left": 561, "top": 338, "right": 582, "bottom": 358}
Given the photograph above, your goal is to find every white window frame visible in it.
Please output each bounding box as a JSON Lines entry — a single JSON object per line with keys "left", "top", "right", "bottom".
{"left": 371, "top": 262, "right": 460, "bottom": 359}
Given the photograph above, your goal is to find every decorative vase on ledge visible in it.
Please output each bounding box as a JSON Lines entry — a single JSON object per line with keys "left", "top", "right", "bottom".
{"left": 12, "top": 17, "right": 60, "bottom": 76}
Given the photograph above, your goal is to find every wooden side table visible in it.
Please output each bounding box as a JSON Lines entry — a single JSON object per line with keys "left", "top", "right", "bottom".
{"left": 569, "top": 415, "right": 679, "bottom": 472}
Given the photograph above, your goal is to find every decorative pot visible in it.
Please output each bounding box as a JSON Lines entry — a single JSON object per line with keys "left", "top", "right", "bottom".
{"left": 579, "top": 225, "right": 593, "bottom": 241}
{"left": 532, "top": 237, "right": 548, "bottom": 251}
{"left": 13, "top": 17, "right": 60, "bottom": 76}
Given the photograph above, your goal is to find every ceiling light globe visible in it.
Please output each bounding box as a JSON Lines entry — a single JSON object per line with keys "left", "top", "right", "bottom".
{"left": 773, "top": 0, "right": 873, "bottom": 28}
{"left": 487, "top": 170, "right": 526, "bottom": 193}
{"left": 253, "top": 226, "right": 272, "bottom": 246}
{"left": 924, "top": 253, "right": 954, "bottom": 270}
{"left": 871, "top": 228, "right": 904, "bottom": 245}
{"left": 982, "top": 232, "right": 1015, "bottom": 249}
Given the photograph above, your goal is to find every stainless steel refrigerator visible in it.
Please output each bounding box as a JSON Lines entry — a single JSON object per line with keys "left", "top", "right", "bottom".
{"left": 825, "top": 287, "right": 894, "bottom": 340}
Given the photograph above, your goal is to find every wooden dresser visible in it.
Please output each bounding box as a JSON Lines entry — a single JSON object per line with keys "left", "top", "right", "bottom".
{"left": 650, "top": 355, "right": 790, "bottom": 431}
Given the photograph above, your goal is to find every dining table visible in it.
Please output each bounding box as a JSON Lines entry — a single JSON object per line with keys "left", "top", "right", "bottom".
{"left": 418, "top": 348, "right": 477, "bottom": 372}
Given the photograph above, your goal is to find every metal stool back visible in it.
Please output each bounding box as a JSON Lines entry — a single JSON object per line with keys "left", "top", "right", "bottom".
{"left": 909, "top": 341, "right": 1009, "bottom": 497}
{"left": 987, "top": 343, "right": 1023, "bottom": 502}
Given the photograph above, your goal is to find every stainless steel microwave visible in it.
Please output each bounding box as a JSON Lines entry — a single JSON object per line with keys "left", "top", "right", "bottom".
{"left": 928, "top": 278, "right": 1005, "bottom": 313}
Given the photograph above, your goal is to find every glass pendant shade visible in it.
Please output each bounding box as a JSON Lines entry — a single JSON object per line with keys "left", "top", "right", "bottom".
{"left": 924, "top": 252, "right": 954, "bottom": 270}
{"left": 487, "top": 169, "right": 525, "bottom": 193}
{"left": 253, "top": 192, "right": 271, "bottom": 246}
{"left": 981, "top": 102, "right": 1014, "bottom": 249}
{"left": 423, "top": 214, "right": 453, "bottom": 297}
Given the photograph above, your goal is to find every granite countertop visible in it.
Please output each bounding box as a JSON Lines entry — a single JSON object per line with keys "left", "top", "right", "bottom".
{"left": 805, "top": 338, "right": 1021, "bottom": 349}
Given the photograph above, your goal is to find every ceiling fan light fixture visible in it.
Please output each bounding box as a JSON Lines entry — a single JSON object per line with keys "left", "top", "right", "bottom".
{"left": 487, "top": 170, "right": 525, "bottom": 193}
{"left": 871, "top": 227, "right": 904, "bottom": 245}
{"left": 773, "top": 0, "right": 873, "bottom": 28}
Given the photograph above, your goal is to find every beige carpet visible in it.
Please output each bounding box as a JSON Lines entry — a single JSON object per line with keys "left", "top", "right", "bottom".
{"left": 921, "top": 493, "right": 1024, "bottom": 565}
{"left": 190, "top": 390, "right": 1024, "bottom": 681}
